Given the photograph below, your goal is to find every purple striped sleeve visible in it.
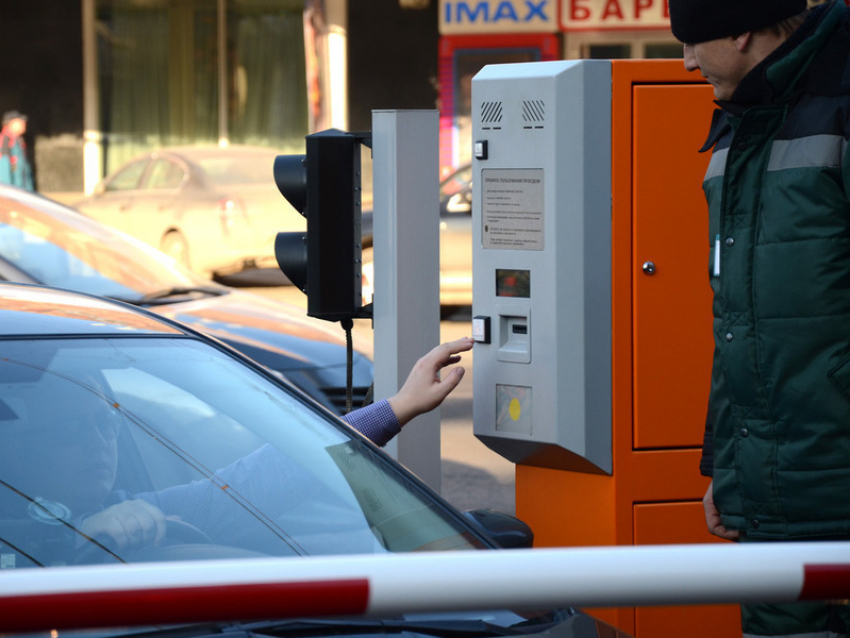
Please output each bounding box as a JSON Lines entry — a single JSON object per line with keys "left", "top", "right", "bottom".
{"left": 341, "top": 399, "right": 401, "bottom": 447}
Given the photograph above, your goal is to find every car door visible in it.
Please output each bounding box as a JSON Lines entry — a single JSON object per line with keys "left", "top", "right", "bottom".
{"left": 142, "top": 157, "right": 189, "bottom": 247}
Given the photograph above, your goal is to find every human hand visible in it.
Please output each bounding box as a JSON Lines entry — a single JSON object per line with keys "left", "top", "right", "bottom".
{"left": 703, "top": 480, "right": 739, "bottom": 541}
{"left": 81, "top": 499, "right": 167, "bottom": 549}
{"left": 387, "top": 337, "right": 474, "bottom": 427}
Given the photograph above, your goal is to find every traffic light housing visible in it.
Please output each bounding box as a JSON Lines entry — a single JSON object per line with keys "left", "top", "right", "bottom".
{"left": 274, "top": 129, "right": 371, "bottom": 323}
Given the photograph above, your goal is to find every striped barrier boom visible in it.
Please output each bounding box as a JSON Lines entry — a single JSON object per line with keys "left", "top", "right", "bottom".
{"left": 0, "top": 542, "right": 847, "bottom": 633}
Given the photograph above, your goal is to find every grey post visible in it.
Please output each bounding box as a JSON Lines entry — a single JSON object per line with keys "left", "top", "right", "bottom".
{"left": 371, "top": 110, "right": 441, "bottom": 490}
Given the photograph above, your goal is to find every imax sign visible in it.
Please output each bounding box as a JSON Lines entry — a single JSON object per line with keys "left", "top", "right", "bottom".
{"left": 439, "top": 0, "right": 557, "bottom": 34}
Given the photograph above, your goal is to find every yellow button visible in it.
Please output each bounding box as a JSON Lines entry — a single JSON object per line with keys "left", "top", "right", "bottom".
{"left": 509, "top": 397, "right": 521, "bottom": 421}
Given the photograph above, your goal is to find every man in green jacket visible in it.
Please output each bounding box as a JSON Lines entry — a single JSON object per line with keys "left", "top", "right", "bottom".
{"left": 669, "top": 0, "right": 850, "bottom": 635}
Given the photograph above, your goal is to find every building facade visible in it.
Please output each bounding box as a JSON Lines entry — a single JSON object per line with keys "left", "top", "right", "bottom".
{"left": 1, "top": 0, "right": 357, "bottom": 196}
{"left": 2, "top": 0, "right": 684, "bottom": 195}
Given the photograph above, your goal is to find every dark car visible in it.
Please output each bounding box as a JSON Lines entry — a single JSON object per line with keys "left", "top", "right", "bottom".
{"left": 0, "top": 185, "right": 371, "bottom": 414}
{"left": 74, "top": 146, "right": 299, "bottom": 277}
{"left": 0, "top": 282, "right": 629, "bottom": 638}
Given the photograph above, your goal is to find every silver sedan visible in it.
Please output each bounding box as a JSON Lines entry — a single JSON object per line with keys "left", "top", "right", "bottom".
{"left": 75, "top": 146, "right": 302, "bottom": 277}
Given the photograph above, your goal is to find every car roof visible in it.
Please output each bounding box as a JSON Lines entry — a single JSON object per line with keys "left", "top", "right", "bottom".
{"left": 151, "top": 145, "right": 280, "bottom": 161}
{"left": 0, "top": 282, "right": 185, "bottom": 337}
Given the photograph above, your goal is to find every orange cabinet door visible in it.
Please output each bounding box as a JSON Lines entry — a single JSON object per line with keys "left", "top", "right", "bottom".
{"left": 632, "top": 84, "right": 716, "bottom": 450}
{"left": 633, "top": 502, "right": 740, "bottom": 637}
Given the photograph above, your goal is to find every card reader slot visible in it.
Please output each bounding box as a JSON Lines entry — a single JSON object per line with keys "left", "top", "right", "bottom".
{"left": 497, "top": 313, "right": 531, "bottom": 364}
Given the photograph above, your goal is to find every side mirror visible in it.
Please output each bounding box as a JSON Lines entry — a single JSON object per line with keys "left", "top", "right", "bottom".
{"left": 463, "top": 508, "right": 534, "bottom": 549}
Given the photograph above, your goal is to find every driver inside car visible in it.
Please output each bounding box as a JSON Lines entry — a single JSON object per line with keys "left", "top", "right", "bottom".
{"left": 0, "top": 337, "right": 473, "bottom": 555}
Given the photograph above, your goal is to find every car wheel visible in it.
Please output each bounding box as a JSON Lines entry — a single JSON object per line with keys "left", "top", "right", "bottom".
{"left": 161, "top": 231, "right": 191, "bottom": 269}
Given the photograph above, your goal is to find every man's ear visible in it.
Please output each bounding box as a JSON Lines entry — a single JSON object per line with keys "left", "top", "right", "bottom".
{"left": 733, "top": 31, "right": 753, "bottom": 51}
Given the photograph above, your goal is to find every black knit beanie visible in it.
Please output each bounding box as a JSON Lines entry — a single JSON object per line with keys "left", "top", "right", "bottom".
{"left": 669, "top": 0, "right": 807, "bottom": 43}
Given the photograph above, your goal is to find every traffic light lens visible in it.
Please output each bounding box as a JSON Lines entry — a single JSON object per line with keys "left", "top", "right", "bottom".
{"left": 275, "top": 232, "right": 308, "bottom": 291}
{"left": 273, "top": 154, "right": 307, "bottom": 214}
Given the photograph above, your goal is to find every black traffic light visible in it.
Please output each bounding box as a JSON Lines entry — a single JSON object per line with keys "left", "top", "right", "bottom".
{"left": 274, "top": 129, "right": 371, "bottom": 323}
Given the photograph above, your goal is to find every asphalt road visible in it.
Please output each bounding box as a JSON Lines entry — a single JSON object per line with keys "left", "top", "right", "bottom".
{"left": 237, "top": 281, "right": 516, "bottom": 516}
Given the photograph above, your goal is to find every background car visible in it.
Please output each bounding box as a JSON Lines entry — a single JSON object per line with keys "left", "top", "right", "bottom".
{"left": 0, "top": 185, "right": 371, "bottom": 415}
{"left": 0, "top": 282, "right": 629, "bottom": 638}
{"left": 363, "top": 163, "right": 472, "bottom": 310}
{"left": 439, "top": 163, "right": 473, "bottom": 307}
{"left": 74, "top": 146, "right": 301, "bottom": 277}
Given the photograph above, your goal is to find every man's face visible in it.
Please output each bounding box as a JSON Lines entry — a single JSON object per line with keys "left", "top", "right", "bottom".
{"left": 683, "top": 39, "right": 751, "bottom": 101}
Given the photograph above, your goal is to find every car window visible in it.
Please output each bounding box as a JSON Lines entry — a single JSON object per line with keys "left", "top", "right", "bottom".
{"left": 0, "top": 337, "right": 484, "bottom": 569}
{"left": 104, "top": 159, "right": 149, "bottom": 192}
{"left": 146, "top": 159, "right": 185, "bottom": 190}
{"left": 0, "top": 197, "right": 203, "bottom": 298}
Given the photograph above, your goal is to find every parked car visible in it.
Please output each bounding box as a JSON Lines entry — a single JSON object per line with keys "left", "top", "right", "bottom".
{"left": 0, "top": 185, "right": 371, "bottom": 414}
{"left": 361, "top": 164, "right": 473, "bottom": 310}
{"left": 439, "top": 163, "right": 473, "bottom": 307}
{"left": 74, "top": 145, "right": 300, "bottom": 277}
{"left": 0, "top": 282, "right": 629, "bottom": 638}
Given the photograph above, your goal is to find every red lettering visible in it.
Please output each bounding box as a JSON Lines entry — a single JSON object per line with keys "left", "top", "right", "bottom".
{"left": 601, "top": 0, "right": 624, "bottom": 20}
{"left": 662, "top": 0, "right": 669, "bottom": 18}
{"left": 634, "top": 0, "right": 653, "bottom": 18}
{"left": 570, "top": 0, "right": 591, "bottom": 21}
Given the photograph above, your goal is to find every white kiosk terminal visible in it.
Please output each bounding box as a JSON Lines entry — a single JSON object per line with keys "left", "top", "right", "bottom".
{"left": 471, "top": 60, "right": 613, "bottom": 474}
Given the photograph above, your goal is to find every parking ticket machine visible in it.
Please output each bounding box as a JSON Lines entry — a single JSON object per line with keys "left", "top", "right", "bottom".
{"left": 471, "top": 60, "right": 613, "bottom": 474}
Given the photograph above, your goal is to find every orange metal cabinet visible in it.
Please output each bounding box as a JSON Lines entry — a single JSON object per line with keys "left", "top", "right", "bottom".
{"left": 633, "top": 503, "right": 740, "bottom": 636}
{"left": 515, "top": 61, "right": 738, "bottom": 637}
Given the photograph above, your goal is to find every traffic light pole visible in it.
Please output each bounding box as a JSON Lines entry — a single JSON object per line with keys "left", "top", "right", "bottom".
{"left": 371, "top": 110, "right": 441, "bottom": 490}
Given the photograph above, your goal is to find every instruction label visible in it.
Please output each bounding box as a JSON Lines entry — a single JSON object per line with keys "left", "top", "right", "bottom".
{"left": 482, "top": 168, "right": 544, "bottom": 250}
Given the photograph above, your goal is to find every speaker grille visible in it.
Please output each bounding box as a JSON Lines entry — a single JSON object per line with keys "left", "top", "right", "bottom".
{"left": 480, "top": 101, "right": 502, "bottom": 129}
{"left": 522, "top": 100, "right": 545, "bottom": 129}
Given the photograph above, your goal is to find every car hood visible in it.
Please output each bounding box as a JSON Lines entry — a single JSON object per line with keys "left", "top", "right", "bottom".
{"left": 148, "top": 290, "right": 372, "bottom": 374}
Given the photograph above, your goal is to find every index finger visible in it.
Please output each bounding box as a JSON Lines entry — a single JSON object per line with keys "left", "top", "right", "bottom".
{"left": 440, "top": 336, "right": 474, "bottom": 356}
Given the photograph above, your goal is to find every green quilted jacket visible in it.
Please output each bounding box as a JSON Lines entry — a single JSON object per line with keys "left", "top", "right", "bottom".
{"left": 700, "top": 0, "right": 850, "bottom": 539}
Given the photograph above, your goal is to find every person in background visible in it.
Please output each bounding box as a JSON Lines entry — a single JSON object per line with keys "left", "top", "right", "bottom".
{"left": 0, "top": 111, "right": 33, "bottom": 191}
{"left": 668, "top": 0, "right": 850, "bottom": 635}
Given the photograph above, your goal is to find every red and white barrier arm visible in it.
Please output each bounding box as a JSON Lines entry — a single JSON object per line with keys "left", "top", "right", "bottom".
{"left": 0, "top": 542, "right": 848, "bottom": 633}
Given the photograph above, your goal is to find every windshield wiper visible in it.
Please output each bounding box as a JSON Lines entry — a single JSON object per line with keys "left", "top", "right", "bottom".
{"left": 237, "top": 618, "right": 536, "bottom": 638}
{"left": 97, "top": 611, "right": 577, "bottom": 638}
{"left": 110, "top": 286, "right": 227, "bottom": 306}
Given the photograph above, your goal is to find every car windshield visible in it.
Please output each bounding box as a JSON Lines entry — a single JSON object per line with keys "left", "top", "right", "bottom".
{"left": 0, "top": 336, "right": 485, "bottom": 569}
{"left": 0, "top": 194, "right": 206, "bottom": 299}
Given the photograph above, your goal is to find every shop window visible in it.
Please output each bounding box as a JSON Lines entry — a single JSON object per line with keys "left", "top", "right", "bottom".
{"left": 587, "top": 44, "right": 631, "bottom": 59}
{"left": 645, "top": 43, "right": 683, "bottom": 58}
{"left": 96, "top": 0, "right": 307, "bottom": 176}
